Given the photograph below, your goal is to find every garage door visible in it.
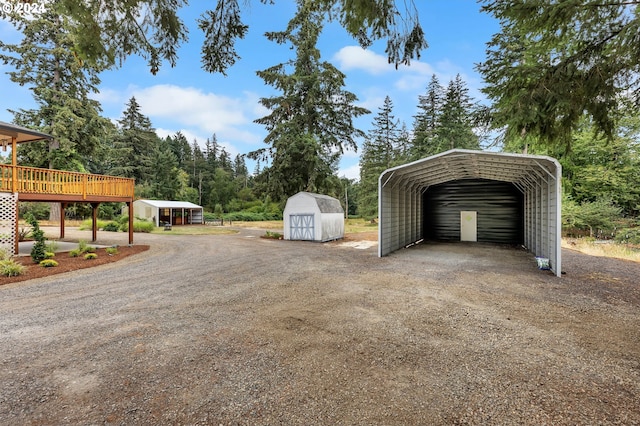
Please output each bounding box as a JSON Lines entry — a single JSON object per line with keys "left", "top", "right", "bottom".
{"left": 423, "top": 179, "right": 524, "bottom": 244}
{"left": 290, "top": 214, "right": 314, "bottom": 240}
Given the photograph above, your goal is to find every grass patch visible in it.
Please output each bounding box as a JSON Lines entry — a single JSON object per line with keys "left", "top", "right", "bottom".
{"left": 1, "top": 259, "right": 25, "bottom": 277}
{"left": 105, "top": 247, "right": 118, "bottom": 255}
{"left": 563, "top": 238, "right": 640, "bottom": 262}
{"left": 345, "top": 218, "right": 379, "bottom": 234}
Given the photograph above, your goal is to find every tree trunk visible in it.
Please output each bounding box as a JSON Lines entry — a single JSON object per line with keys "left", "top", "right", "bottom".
{"left": 49, "top": 202, "right": 61, "bottom": 222}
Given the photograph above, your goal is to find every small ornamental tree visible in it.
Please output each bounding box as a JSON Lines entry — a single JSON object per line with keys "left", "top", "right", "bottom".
{"left": 26, "top": 214, "right": 47, "bottom": 263}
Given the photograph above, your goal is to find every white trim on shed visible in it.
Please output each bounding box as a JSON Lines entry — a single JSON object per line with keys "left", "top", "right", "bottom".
{"left": 378, "top": 149, "right": 562, "bottom": 277}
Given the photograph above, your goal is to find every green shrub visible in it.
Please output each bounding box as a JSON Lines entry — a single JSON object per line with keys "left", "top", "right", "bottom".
{"left": 69, "top": 248, "right": 81, "bottom": 257}
{"left": 77, "top": 240, "right": 96, "bottom": 253}
{"left": 18, "top": 226, "right": 31, "bottom": 241}
{"left": 263, "top": 231, "right": 282, "bottom": 239}
{"left": 26, "top": 214, "right": 47, "bottom": 263}
{"left": 120, "top": 220, "right": 154, "bottom": 233}
{"left": 84, "top": 253, "right": 98, "bottom": 260}
{"left": 223, "top": 211, "right": 282, "bottom": 222}
{"left": 1, "top": 259, "right": 25, "bottom": 277}
{"left": 44, "top": 251, "right": 55, "bottom": 259}
{"left": 46, "top": 240, "right": 59, "bottom": 252}
{"left": 105, "top": 247, "right": 118, "bottom": 255}
{"left": 103, "top": 222, "right": 120, "bottom": 232}
{"left": 39, "top": 259, "right": 59, "bottom": 268}
{"left": 0, "top": 248, "right": 9, "bottom": 261}
{"left": 79, "top": 219, "right": 110, "bottom": 230}
{"left": 614, "top": 228, "right": 640, "bottom": 245}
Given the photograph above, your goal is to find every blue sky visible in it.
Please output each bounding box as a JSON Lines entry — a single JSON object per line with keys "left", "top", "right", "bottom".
{"left": 0, "top": 1, "right": 499, "bottom": 180}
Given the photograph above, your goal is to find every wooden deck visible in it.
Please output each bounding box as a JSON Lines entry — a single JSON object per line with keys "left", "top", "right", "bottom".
{"left": 0, "top": 164, "right": 135, "bottom": 202}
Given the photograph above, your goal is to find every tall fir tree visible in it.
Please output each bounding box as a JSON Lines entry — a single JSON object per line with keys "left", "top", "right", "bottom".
{"left": 0, "top": 6, "right": 110, "bottom": 171}
{"left": 477, "top": 0, "right": 640, "bottom": 148}
{"left": 434, "top": 74, "right": 480, "bottom": 153}
{"left": 358, "top": 96, "right": 401, "bottom": 218}
{"left": 411, "top": 74, "right": 443, "bottom": 159}
{"left": 167, "top": 131, "right": 193, "bottom": 171}
{"left": 250, "top": 0, "right": 369, "bottom": 201}
{"left": 0, "top": 5, "right": 113, "bottom": 221}
{"left": 110, "top": 97, "right": 158, "bottom": 183}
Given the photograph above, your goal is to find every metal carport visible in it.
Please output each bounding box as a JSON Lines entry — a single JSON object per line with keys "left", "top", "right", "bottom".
{"left": 378, "top": 149, "right": 562, "bottom": 277}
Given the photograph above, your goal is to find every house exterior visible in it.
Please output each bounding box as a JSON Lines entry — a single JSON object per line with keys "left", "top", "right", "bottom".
{"left": 283, "top": 192, "right": 344, "bottom": 242}
{"left": 130, "top": 199, "right": 204, "bottom": 226}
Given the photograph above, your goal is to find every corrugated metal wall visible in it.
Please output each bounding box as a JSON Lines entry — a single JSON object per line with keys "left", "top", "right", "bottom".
{"left": 423, "top": 179, "right": 523, "bottom": 244}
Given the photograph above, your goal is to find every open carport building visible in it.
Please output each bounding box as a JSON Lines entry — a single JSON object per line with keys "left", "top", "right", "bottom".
{"left": 378, "top": 149, "right": 562, "bottom": 277}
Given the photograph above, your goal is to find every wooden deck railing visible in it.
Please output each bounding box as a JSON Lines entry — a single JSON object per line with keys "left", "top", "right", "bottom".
{"left": 0, "top": 164, "right": 135, "bottom": 200}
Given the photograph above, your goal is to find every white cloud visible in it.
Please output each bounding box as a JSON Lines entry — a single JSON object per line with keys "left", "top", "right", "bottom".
{"left": 92, "top": 87, "right": 125, "bottom": 105}
{"left": 134, "top": 84, "right": 245, "bottom": 127}
{"left": 338, "top": 163, "right": 360, "bottom": 181}
{"left": 130, "top": 84, "right": 265, "bottom": 147}
{"left": 333, "top": 46, "right": 397, "bottom": 75}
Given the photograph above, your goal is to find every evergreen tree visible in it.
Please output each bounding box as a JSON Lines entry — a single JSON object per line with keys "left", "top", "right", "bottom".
{"left": 0, "top": 6, "right": 109, "bottom": 171}
{"left": 39, "top": 0, "right": 425, "bottom": 75}
{"left": 477, "top": 0, "right": 640, "bottom": 148}
{"left": 434, "top": 74, "right": 480, "bottom": 153}
{"left": 514, "top": 113, "right": 640, "bottom": 217}
{"left": 204, "top": 134, "right": 220, "bottom": 173}
{"left": 167, "top": 132, "right": 192, "bottom": 171}
{"left": 148, "top": 140, "right": 181, "bottom": 200}
{"left": 250, "top": 0, "right": 369, "bottom": 201}
{"left": 411, "top": 74, "right": 443, "bottom": 159}
{"left": 111, "top": 97, "right": 158, "bottom": 183}
{"left": 358, "top": 96, "right": 400, "bottom": 219}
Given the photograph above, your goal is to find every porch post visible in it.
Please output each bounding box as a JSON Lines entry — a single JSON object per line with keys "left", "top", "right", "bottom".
{"left": 128, "top": 201, "right": 134, "bottom": 245}
{"left": 91, "top": 202, "right": 99, "bottom": 242}
{"left": 60, "top": 203, "right": 66, "bottom": 239}
{"left": 12, "top": 136, "right": 18, "bottom": 255}
{"left": 14, "top": 196, "right": 19, "bottom": 255}
{"left": 11, "top": 136, "right": 17, "bottom": 189}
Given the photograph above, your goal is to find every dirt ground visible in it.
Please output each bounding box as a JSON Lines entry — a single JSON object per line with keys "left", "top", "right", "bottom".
{"left": 0, "top": 227, "right": 639, "bottom": 425}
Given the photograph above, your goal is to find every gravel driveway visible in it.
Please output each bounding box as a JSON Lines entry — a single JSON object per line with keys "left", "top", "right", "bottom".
{"left": 1, "top": 228, "right": 639, "bottom": 425}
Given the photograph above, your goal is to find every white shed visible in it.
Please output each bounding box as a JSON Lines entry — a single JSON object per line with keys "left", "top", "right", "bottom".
{"left": 379, "top": 149, "right": 562, "bottom": 276}
{"left": 283, "top": 192, "right": 344, "bottom": 242}
{"left": 130, "top": 199, "right": 204, "bottom": 226}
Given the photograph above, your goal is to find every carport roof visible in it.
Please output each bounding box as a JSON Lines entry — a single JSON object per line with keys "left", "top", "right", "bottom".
{"left": 379, "top": 149, "right": 560, "bottom": 191}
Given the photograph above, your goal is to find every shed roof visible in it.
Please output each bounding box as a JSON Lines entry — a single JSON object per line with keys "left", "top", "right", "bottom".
{"left": 135, "top": 199, "right": 203, "bottom": 209}
{"left": 0, "top": 121, "right": 53, "bottom": 144}
{"left": 294, "top": 192, "right": 344, "bottom": 214}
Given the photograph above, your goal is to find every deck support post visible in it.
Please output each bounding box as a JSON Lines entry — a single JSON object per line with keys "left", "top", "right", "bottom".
{"left": 127, "top": 201, "right": 134, "bottom": 245}
{"left": 60, "top": 202, "right": 66, "bottom": 239}
{"left": 91, "top": 202, "right": 99, "bottom": 242}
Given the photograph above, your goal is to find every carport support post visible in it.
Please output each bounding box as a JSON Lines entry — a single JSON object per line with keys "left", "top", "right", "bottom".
{"left": 91, "top": 203, "right": 99, "bottom": 242}
{"left": 60, "top": 203, "right": 66, "bottom": 239}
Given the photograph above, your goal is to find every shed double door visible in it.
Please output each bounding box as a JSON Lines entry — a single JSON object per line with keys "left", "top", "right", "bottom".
{"left": 290, "top": 214, "right": 314, "bottom": 240}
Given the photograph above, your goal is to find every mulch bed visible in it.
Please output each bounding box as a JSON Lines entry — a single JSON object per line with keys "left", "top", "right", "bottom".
{"left": 1, "top": 245, "right": 150, "bottom": 285}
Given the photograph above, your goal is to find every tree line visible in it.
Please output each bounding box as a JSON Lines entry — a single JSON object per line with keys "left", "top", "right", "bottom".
{"left": 1, "top": 0, "right": 639, "bottom": 237}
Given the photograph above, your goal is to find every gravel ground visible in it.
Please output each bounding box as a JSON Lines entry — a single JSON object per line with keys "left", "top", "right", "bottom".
{"left": 1, "top": 227, "right": 639, "bottom": 425}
